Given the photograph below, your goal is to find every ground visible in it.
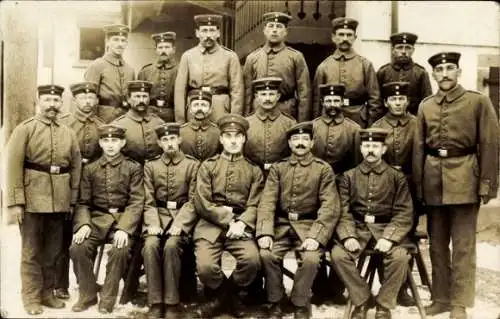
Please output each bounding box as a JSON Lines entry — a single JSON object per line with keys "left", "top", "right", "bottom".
{"left": 1, "top": 204, "right": 499, "bottom": 319}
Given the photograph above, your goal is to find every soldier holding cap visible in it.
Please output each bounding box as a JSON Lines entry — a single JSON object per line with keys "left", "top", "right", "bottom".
{"left": 256, "top": 122, "right": 340, "bottom": 319}
{"left": 69, "top": 124, "right": 144, "bottom": 314}
{"left": 377, "top": 32, "right": 432, "bottom": 116}
{"left": 6, "top": 85, "right": 82, "bottom": 315}
{"left": 138, "top": 32, "right": 178, "bottom": 122}
{"left": 193, "top": 114, "right": 263, "bottom": 318}
{"left": 330, "top": 128, "right": 413, "bottom": 319}
{"left": 55, "top": 81, "right": 104, "bottom": 300}
{"left": 413, "top": 52, "right": 499, "bottom": 319}
{"left": 245, "top": 77, "right": 296, "bottom": 174}
{"left": 243, "top": 12, "right": 311, "bottom": 122}
{"left": 141, "top": 123, "right": 200, "bottom": 319}
{"left": 179, "top": 87, "right": 221, "bottom": 161}
{"left": 113, "top": 80, "right": 165, "bottom": 165}
{"left": 175, "top": 14, "right": 243, "bottom": 123}
{"left": 85, "top": 24, "right": 135, "bottom": 123}
{"left": 313, "top": 17, "right": 382, "bottom": 128}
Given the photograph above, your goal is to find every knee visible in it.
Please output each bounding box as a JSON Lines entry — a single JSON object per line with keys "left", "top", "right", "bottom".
{"left": 240, "top": 250, "right": 261, "bottom": 272}
{"left": 164, "top": 237, "right": 182, "bottom": 255}
{"left": 388, "top": 247, "right": 411, "bottom": 266}
{"left": 259, "top": 249, "right": 279, "bottom": 265}
{"left": 108, "top": 246, "right": 129, "bottom": 261}
{"left": 69, "top": 242, "right": 89, "bottom": 260}
{"left": 330, "top": 246, "right": 349, "bottom": 263}
{"left": 301, "top": 251, "right": 322, "bottom": 269}
{"left": 197, "top": 260, "right": 220, "bottom": 279}
{"left": 142, "top": 237, "right": 160, "bottom": 257}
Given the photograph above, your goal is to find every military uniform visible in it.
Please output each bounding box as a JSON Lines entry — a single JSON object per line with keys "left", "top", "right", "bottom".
{"left": 257, "top": 122, "right": 340, "bottom": 309}
{"left": 6, "top": 85, "right": 82, "bottom": 309}
{"left": 174, "top": 15, "right": 243, "bottom": 123}
{"left": 70, "top": 125, "right": 144, "bottom": 312}
{"left": 413, "top": 52, "right": 499, "bottom": 310}
{"left": 84, "top": 25, "right": 135, "bottom": 123}
{"left": 138, "top": 32, "right": 178, "bottom": 122}
{"left": 376, "top": 32, "right": 432, "bottom": 116}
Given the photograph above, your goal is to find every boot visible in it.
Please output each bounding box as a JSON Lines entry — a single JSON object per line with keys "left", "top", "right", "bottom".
{"left": 54, "top": 288, "right": 70, "bottom": 300}
{"left": 268, "top": 302, "right": 283, "bottom": 319}
{"left": 294, "top": 305, "right": 310, "bottom": 319}
{"left": 24, "top": 303, "right": 43, "bottom": 316}
{"left": 147, "top": 303, "right": 164, "bottom": 319}
{"left": 165, "top": 304, "right": 183, "bottom": 319}
{"left": 41, "top": 294, "right": 65, "bottom": 309}
{"left": 397, "top": 288, "right": 416, "bottom": 307}
{"left": 425, "top": 302, "right": 451, "bottom": 316}
{"left": 227, "top": 279, "right": 246, "bottom": 318}
{"left": 351, "top": 302, "right": 369, "bottom": 319}
{"left": 449, "top": 306, "right": 467, "bottom": 319}
{"left": 196, "top": 283, "right": 225, "bottom": 318}
{"left": 375, "top": 304, "right": 392, "bottom": 319}
{"left": 71, "top": 297, "right": 98, "bottom": 312}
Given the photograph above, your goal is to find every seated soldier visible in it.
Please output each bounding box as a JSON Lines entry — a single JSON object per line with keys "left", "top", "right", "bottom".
{"left": 256, "top": 122, "right": 341, "bottom": 319}
{"left": 142, "top": 123, "right": 200, "bottom": 319}
{"left": 330, "top": 128, "right": 413, "bottom": 319}
{"left": 193, "top": 114, "right": 264, "bottom": 318}
{"left": 70, "top": 124, "right": 144, "bottom": 314}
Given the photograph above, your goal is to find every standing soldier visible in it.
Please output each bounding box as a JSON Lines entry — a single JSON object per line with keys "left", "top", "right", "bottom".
{"left": 85, "top": 24, "right": 135, "bottom": 123}
{"left": 138, "top": 32, "right": 178, "bottom": 122}
{"left": 180, "top": 88, "right": 221, "bottom": 161}
{"left": 313, "top": 18, "right": 382, "bottom": 128}
{"left": 243, "top": 12, "right": 311, "bottom": 122}
{"left": 194, "top": 115, "right": 264, "bottom": 318}
{"left": 142, "top": 123, "right": 200, "bottom": 319}
{"left": 413, "top": 52, "right": 499, "bottom": 319}
{"left": 69, "top": 124, "right": 144, "bottom": 314}
{"left": 55, "top": 81, "right": 104, "bottom": 300}
{"left": 6, "top": 85, "right": 82, "bottom": 315}
{"left": 257, "top": 122, "right": 340, "bottom": 319}
{"left": 377, "top": 32, "right": 432, "bottom": 116}
{"left": 174, "top": 14, "right": 243, "bottom": 123}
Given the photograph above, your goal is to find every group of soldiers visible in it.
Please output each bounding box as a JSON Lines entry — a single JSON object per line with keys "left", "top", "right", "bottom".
{"left": 5, "top": 10, "right": 499, "bottom": 319}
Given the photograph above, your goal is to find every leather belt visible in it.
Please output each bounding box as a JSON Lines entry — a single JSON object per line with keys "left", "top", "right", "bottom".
{"left": 343, "top": 97, "right": 367, "bottom": 106}
{"left": 352, "top": 212, "right": 391, "bottom": 224}
{"left": 98, "top": 97, "right": 129, "bottom": 109}
{"left": 90, "top": 204, "right": 125, "bottom": 214}
{"left": 425, "top": 146, "right": 476, "bottom": 158}
{"left": 156, "top": 200, "right": 187, "bottom": 210}
{"left": 24, "top": 161, "right": 70, "bottom": 174}
{"left": 188, "top": 85, "right": 229, "bottom": 95}
{"left": 282, "top": 211, "right": 317, "bottom": 221}
{"left": 225, "top": 205, "right": 245, "bottom": 214}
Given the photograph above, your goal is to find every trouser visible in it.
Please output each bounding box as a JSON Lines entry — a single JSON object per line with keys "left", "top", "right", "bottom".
{"left": 97, "top": 104, "right": 127, "bottom": 124}
{"left": 427, "top": 204, "right": 479, "bottom": 308}
{"left": 195, "top": 238, "right": 260, "bottom": 290}
{"left": 142, "top": 235, "right": 190, "bottom": 305}
{"left": 54, "top": 218, "right": 73, "bottom": 290}
{"left": 69, "top": 229, "right": 134, "bottom": 307}
{"left": 330, "top": 245, "right": 410, "bottom": 309}
{"left": 20, "top": 212, "right": 65, "bottom": 306}
{"left": 260, "top": 234, "right": 323, "bottom": 307}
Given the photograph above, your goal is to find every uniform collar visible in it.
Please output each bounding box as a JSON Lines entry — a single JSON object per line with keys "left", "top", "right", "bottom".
{"left": 321, "top": 113, "right": 345, "bottom": 125}
{"left": 103, "top": 52, "right": 124, "bottom": 66}
{"left": 126, "top": 109, "right": 152, "bottom": 122}
{"left": 289, "top": 153, "right": 314, "bottom": 166}
{"left": 263, "top": 42, "right": 286, "bottom": 54}
{"left": 198, "top": 43, "right": 220, "bottom": 55}
{"left": 99, "top": 153, "right": 124, "bottom": 167}
{"left": 332, "top": 49, "right": 356, "bottom": 60}
{"left": 221, "top": 151, "right": 244, "bottom": 162}
{"left": 383, "top": 113, "right": 410, "bottom": 127}
{"left": 161, "top": 151, "right": 184, "bottom": 165}
{"left": 256, "top": 107, "right": 281, "bottom": 121}
{"left": 189, "top": 119, "right": 212, "bottom": 131}
{"left": 73, "top": 107, "right": 99, "bottom": 123}
{"left": 156, "top": 58, "right": 176, "bottom": 69}
{"left": 434, "top": 84, "right": 466, "bottom": 104}
{"left": 391, "top": 59, "right": 414, "bottom": 70}
{"left": 36, "top": 114, "right": 60, "bottom": 126}
{"left": 359, "top": 160, "right": 388, "bottom": 175}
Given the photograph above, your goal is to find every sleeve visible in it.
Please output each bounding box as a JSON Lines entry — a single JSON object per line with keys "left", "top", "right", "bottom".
{"left": 6, "top": 124, "right": 28, "bottom": 207}
{"left": 477, "top": 95, "right": 499, "bottom": 198}
{"left": 69, "top": 130, "right": 82, "bottom": 205}
{"left": 295, "top": 53, "right": 312, "bottom": 122}
{"left": 143, "top": 163, "right": 161, "bottom": 229}
{"left": 73, "top": 165, "right": 92, "bottom": 232}
{"left": 412, "top": 105, "right": 426, "bottom": 200}
{"left": 255, "top": 164, "right": 279, "bottom": 238}
{"left": 237, "top": 166, "right": 265, "bottom": 230}
{"left": 307, "top": 165, "right": 341, "bottom": 246}
{"left": 352, "top": 127, "right": 362, "bottom": 168}
{"left": 382, "top": 173, "right": 414, "bottom": 242}
{"left": 174, "top": 53, "right": 189, "bottom": 123}
{"left": 172, "top": 161, "right": 201, "bottom": 234}
{"left": 228, "top": 53, "right": 244, "bottom": 115}
{"left": 335, "top": 173, "right": 357, "bottom": 241}
{"left": 312, "top": 65, "right": 324, "bottom": 119}
{"left": 420, "top": 70, "right": 433, "bottom": 102}
{"left": 194, "top": 161, "right": 235, "bottom": 229}
{"left": 242, "top": 55, "right": 255, "bottom": 116}
{"left": 364, "top": 60, "right": 383, "bottom": 126}
{"left": 84, "top": 61, "right": 102, "bottom": 95}
{"left": 117, "top": 163, "right": 145, "bottom": 235}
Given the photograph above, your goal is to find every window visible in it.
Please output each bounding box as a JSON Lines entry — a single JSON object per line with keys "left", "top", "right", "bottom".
{"left": 79, "top": 28, "right": 105, "bottom": 61}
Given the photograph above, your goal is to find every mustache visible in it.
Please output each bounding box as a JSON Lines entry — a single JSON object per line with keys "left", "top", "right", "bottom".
{"left": 295, "top": 144, "right": 306, "bottom": 149}
{"left": 136, "top": 102, "right": 147, "bottom": 107}
{"left": 366, "top": 152, "right": 376, "bottom": 157}
{"left": 45, "top": 107, "right": 60, "bottom": 113}
{"left": 340, "top": 40, "right": 350, "bottom": 45}
{"left": 440, "top": 77, "right": 452, "bottom": 82}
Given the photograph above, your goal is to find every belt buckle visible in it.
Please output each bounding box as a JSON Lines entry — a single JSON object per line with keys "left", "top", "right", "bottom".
{"left": 167, "top": 201, "right": 177, "bottom": 209}
{"left": 82, "top": 158, "right": 89, "bottom": 164}
{"left": 156, "top": 99, "right": 165, "bottom": 107}
{"left": 343, "top": 98, "right": 350, "bottom": 106}
{"left": 264, "top": 163, "right": 272, "bottom": 170}
{"left": 364, "top": 214, "right": 375, "bottom": 224}
{"left": 288, "top": 213, "right": 299, "bottom": 221}
{"left": 438, "top": 148, "right": 448, "bottom": 157}
{"left": 50, "top": 165, "right": 61, "bottom": 174}
{"left": 108, "top": 208, "right": 118, "bottom": 214}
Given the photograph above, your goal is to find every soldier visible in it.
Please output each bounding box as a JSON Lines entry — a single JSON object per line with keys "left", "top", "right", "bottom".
{"left": 413, "top": 52, "right": 499, "bottom": 319}
{"left": 245, "top": 77, "right": 296, "bottom": 173}
{"left": 256, "top": 122, "right": 340, "bottom": 319}
{"left": 193, "top": 114, "right": 264, "bottom": 318}
{"left": 243, "top": 12, "right": 311, "bottom": 121}
{"left": 330, "top": 128, "right": 413, "bottom": 319}
{"left": 174, "top": 14, "right": 243, "bottom": 123}
{"left": 377, "top": 32, "right": 432, "bottom": 116}
{"left": 180, "top": 88, "right": 221, "bottom": 161}
{"left": 113, "top": 80, "right": 164, "bottom": 165}
{"left": 69, "top": 124, "right": 144, "bottom": 314}
{"left": 138, "top": 32, "right": 178, "bottom": 122}
{"left": 142, "top": 123, "right": 200, "bottom": 319}
{"left": 313, "top": 18, "right": 382, "bottom": 128}
{"left": 84, "top": 24, "right": 135, "bottom": 123}
{"left": 6, "top": 85, "right": 82, "bottom": 315}
{"left": 54, "top": 81, "right": 104, "bottom": 300}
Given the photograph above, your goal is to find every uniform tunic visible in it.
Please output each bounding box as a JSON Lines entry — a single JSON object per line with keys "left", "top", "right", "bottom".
{"left": 179, "top": 120, "right": 221, "bottom": 161}
{"left": 243, "top": 43, "right": 311, "bottom": 121}
{"left": 313, "top": 50, "right": 382, "bottom": 127}
{"left": 174, "top": 43, "right": 244, "bottom": 123}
